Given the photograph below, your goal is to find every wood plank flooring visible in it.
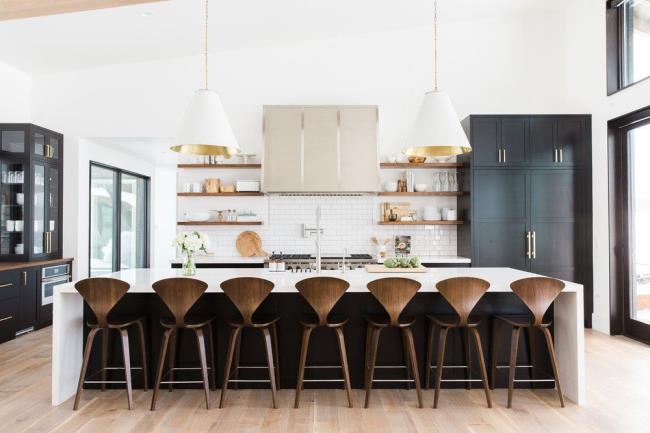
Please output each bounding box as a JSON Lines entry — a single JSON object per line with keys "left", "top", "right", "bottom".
{"left": 0, "top": 328, "right": 648, "bottom": 432}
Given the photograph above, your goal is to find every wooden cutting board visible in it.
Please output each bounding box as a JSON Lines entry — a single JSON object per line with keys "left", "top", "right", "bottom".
{"left": 365, "top": 264, "right": 428, "bottom": 273}
{"left": 236, "top": 231, "right": 268, "bottom": 257}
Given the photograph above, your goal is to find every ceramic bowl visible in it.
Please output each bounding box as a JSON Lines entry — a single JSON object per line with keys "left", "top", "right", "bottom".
{"left": 414, "top": 183, "right": 428, "bottom": 192}
{"left": 384, "top": 181, "right": 399, "bottom": 192}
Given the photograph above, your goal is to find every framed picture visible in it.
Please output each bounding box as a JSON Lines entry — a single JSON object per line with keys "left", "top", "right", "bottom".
{"left": 395, "top": 235, "right": 411, "bottom": 255}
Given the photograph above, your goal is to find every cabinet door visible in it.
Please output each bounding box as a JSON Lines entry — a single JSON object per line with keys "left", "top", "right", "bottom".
{"left": 471, "top": 117, "right": 499, "bottom": 166}
{"left": 0, "top": 159, "right": 27, "bottom": 258}
{"left": 339, "top": 107, "right": 379, "bottom": 191}
{"left": 473, "top": 170, "right": 529, "bottom": 270}
{"left": 45, "top": 165, "right": 60, "bottom": 256}
{"left": 556, "top": 117, "right": 584, "bottom": 166}
{"left": 0, "top": 297, "right": 18, "bottom": 343}
{"left": 302, "top": 108, "right": 339, "bottom": 191}
{"left": 1, "top": 129, "right": 26, "bottom": 155}
{"left": 500, "top": 118, "right": 527, "bottom": 165}
{"left": 263, "top": 107, "right": 303, "bottom": 192}
{"left": 529, "top": 170, "right": 577, "bottom": 281}
{"left": 32, "top": 163, "right": 46, "bottom": 257}
{"left": 16, "top": 269, "right": 37, "bottom": 333}
{"left": 529, "top": 117, "right": 556, "bottom": 166}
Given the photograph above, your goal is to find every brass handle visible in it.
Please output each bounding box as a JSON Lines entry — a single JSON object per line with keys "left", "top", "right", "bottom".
{"left": 532, "top": 231, "right": 537, "bottom": 259}
{"left": 502, "top": 148, "right": 506, "bottom": 163}
{"left": 0, "top": 316, "right": 12, "bottom": 323}
{"left": 47, "top": 232, "right": 52, "bottom": 253}
{"left": 553, "top": 148, "right": 557, "bottom": 163}
{"left": 0, "top": 283, "right": 13, "bottom": 288}
{"left": 497, "top": 148, "right": 502, "bottom": 163}
{"left": 22, "top": 271, "right": 26, "bottom": 286}
{"left": 559, "top": 148, "right": 563, "bottom": 163}
{"left": 526, "top": 231, "right": 532, "bottom": 259}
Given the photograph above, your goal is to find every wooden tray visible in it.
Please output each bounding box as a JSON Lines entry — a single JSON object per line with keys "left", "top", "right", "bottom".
{"left": 365, "top": 264, "right": 428, "bottom": 273}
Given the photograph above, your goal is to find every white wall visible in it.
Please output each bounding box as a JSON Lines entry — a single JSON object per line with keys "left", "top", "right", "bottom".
{"left": 0, "top": 60, "right": 30, "bottom": 121}
{"left": 564, "top": 0, "right": 650, "bottom": 333}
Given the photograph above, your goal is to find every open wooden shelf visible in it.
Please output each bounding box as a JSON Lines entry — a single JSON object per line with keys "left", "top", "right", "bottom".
{"left": 177, "top": 221, "right": 263, "bottom": 226}
{"left": 380, "top": 162, "right": 467, "bottom": 169}
{"left": 377, "top": 220, "right": 464, "bottom": 225}
{"left": 378, "top": 191, "right": 467, "bottom": 197}
{"left": 177, "top": 192, "right": 264, "bottom": 197}
{"left": 177, "top": 164, "right": 262, "bottom": 169}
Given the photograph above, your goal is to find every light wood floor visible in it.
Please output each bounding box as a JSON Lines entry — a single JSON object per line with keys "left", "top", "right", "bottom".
{"left": 0, "top": 328, "right": 648, "bottom": 433}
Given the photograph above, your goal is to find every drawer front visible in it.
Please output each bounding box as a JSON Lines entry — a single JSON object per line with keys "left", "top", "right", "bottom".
{"left": 0, "top": 297, "right": 18, "bottom": 344}
{"left": 42, "top": 264, "right": 70, "bottom": 279}
{"left": 0, "top": 271, "right": 20, "bottom": 301}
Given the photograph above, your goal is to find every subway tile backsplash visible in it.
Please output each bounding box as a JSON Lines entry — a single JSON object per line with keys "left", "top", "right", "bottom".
{"left": 178, "top": 195, "right": 457, "bottom": 257}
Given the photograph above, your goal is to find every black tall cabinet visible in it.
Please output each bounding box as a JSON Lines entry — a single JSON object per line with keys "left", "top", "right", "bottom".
{"left": 458, "top": 115, "right": 593, "bottom": 327}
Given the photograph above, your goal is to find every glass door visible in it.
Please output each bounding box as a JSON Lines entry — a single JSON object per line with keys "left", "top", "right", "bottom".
{"left": 32, "top": 163, "right": 46, "bottom": 256}
{"left": 0, "top": 160, "right": 26, "bottom": 257}
{"left": 46, "top": 165, "right": 60, "bottom": 255}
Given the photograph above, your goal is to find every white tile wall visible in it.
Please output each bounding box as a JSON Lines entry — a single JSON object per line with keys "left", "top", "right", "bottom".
{"left": 178, "top": 194, "right": 458, "bottom": 257}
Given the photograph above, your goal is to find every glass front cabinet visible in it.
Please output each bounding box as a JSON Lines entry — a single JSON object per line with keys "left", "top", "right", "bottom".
{"left": 0, "top": 124, "right": 63, "bottom": 261}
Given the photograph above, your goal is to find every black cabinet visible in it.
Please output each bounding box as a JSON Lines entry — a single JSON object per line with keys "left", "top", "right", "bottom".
{"left": 15, "top": 268, "right": 38, "bottom": 334}
{"left": 471, "top": 117, "right": 527, "bottom": 166}
{"left": 529, "top": 116, "right": 586, "bottom": 167}
{"left": 0, "top": 124, "right": 63, "bottom": 262}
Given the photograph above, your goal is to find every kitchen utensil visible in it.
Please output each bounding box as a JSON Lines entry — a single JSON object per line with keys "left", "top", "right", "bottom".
{"left": 182, "top": 183, "right": 192, "bottom": 193}
{"left": 191, "top": 182, "right": 203, "bottom": 193}
{"left": 384, "top": 181, "right": 398, "bottom": 192}
{"left": 205, "top": 178, "right": 221, "bottom": 193}
{"left": 236, "top": 180, "right": 260, "bottom": 192}
{"left": 445, "top": 209, "right": 457, "bottom": 221}
{"left": 414, "top": 183, "right": 428, "bottom": 192}
{"left": 236, "top": 231, "right": 268, "bottom": 257}
{"left": 441, "top": 207, "right": 452, "bottom": 220}
{"left": 365, "top": 264, "right": 427, "bottom": 273}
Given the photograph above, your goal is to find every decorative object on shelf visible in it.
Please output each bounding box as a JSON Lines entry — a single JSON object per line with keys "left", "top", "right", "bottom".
{"left": 182, "top": 212, "right": 211, "bottom": 222}
{"left": 205, "top": 178, "right": 221, "bottom": 193}
{"left": 219, "top": 184, "right": 236, "bottom": 193}
{"left": 236, "top": 154, "right": 256, "bottom": 164}
{"left": 173, "top": 231, "right": 210, "bottom": 276}
{"left": 381, "top": 202, "right": 412, "bottom": 222}
{"left": 235, "top": 180, "right": 260, "bottom": 192}
{"left": 383, "top": 181, "right": 398, "bottom": 192}
{"left": 408, "top": 156, "right": 427, "bottom": 164}
{"left": 371, "top": 236, "right": 391, "bottom": 263}
{"left": 414, "top": 183, "right": 428, "bottom": 192}
{"left": 235, "top": 231, "right": 268, "bottom": 257}
{"left": 404, "top": 0, "right": 471, "bottom": 159}
{"left": 395, "top": 236, "right": 412, "bottom": 256}
{"left": 171, "top": 0, "right": 240, "bottom": 158}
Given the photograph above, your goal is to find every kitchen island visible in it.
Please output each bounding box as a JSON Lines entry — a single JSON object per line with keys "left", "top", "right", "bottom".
{"left": 52, "top": 267, "right": 584, "bottom": 406}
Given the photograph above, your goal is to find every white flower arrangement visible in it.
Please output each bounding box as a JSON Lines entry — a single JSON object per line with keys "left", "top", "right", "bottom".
{"left": 174, "top": 231, "right": 210, "bottom": 255}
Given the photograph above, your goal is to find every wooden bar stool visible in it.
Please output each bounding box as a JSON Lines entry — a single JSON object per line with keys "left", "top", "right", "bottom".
{"left": 150, "top": 278, "right": 216, "bottom": 410}
{"left": 219, "top": 277, "right": 280, "bottom": 409}
{"left": 73, "top": 278, "right": 148, "bottom": 410}
{"left": 490, "top": 277, "right": 565, "bottom": 408}
{"left": 425, "top": 277, "right": 492, "bottom": 408}
{"left": 364, "top": 277, "right": 423, "bottom": 409}
{"left": 294, "top": 277, "right": 353, "bottom": 408}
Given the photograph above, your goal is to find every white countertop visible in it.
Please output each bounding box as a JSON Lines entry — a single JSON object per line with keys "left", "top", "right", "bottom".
{"left": 58, "top": 267, "right": 580, "bottom": 294}
{"left": 169, "top": 255, "right": 471, "bottom": 265}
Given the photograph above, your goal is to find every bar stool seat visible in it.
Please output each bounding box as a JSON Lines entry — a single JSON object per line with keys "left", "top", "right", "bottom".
{"left": 160, "top": 315, "right": 215, "bottom": 329}
{"left": 426, "top": 314, "right": 481, "bottom": 328}
{"left": 227, "top": 314, "right": 280, "bottom": 328}
{"left": 363, "top": 314, "right": 416, "bottom": 328}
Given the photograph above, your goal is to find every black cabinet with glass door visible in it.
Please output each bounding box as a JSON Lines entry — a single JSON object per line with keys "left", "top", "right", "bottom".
{"left": 0, "top": 124, "right": 63, "bottom": 262}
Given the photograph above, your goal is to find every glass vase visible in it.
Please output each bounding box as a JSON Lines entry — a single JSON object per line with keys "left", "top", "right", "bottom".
{"left": 182, "top": 252, "right": 196, "bottom": 276}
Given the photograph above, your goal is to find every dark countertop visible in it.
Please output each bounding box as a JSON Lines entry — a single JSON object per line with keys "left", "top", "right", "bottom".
{"left": 0, "top": 257, "right": 74, "bottom": 272}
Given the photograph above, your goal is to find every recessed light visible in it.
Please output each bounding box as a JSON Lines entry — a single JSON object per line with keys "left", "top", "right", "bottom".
{"left": 141, "top": 11, "right": 153, "bottom": 18}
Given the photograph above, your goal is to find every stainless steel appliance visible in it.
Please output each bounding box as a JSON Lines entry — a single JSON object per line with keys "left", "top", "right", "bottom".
{"left": 41, "top": 263, "right": 71, "bottom": 306}
{"left": 266, "top": 254, "right": 374, "bottom": 273}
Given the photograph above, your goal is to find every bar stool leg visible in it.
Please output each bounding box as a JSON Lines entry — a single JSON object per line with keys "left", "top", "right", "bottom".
{"left": 151, "top": 328, "right": 173, "bottom": 410}
{"left": 433, "top": 327, "right": 448, "bottom": 409}
{"left": 463, "top": 328, "right": 472, "bottom": 390}
{"left": 470, "top": 328, "right": 492, "bottom": 408}
{"left": 424, "top": 321, "right": 436, "bottom": 390}
{"left": 135, "top": 320, "right": 149, "bottom": 391}
{"left": 219, "top": 326, "right": 242, "bottom": 408}
{"left": 101, "top": 328, "right": 109, "bottom": 392}
{"left": 526, "top": 327, "right": 536, "bottom": 388}
{"left": 334, "top": 326, "right": 353, "bottom": 408}
{"left": 194, "top": 328, "right": 211, "bottom": 409}
{"left": 205, "top": 323, "right": 216, "bottom": 391}
{"left": 507, "top": 327, "right": 521, "bottom": 408}
{"left": 363, "top": 324, "right": 373, "bottom": 387}
{"left": 294, "top": 325, "right": 313, "bottom": 408}
{"left": 73, "top": 328, "right": 100, "bottom": 410}
{"left": 271, "top": 322, "right": 281, "bottom": 390}
{"left": 167, "top": 329, "right": 177, "bottom": 392}
{"left": 541, "top": 327, "right": 565, "bottom": 408}
{"left": 490, "top": 319, "right": 500, "bottom": 390}
{"left": 119, "top": 329, "right": 134, "bottom": 410}
{"left": 364, "top": 326, "right": 382, "bottom": 408}
{"left": 232, "top": 331, "right": 242, "bottom": 389}
{"left": 403, "top": 327, "right": 423, "bottom": 408}
{"left": 261, "top": 327, "right": 278, "bottom": 409}
{"left": 401, "top": 331, "right": 412, "bottom": 390}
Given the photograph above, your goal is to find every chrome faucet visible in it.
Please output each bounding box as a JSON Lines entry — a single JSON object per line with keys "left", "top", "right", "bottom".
{"left": 302, "top": 206, "right": 323, "bottom": 273}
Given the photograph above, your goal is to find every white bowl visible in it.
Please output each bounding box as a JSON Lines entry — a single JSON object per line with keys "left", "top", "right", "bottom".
{"left": 186, "top": 212, "right": 211, "bottom": 222}
{"left": 384, "top": 181, "right": 398, "bottom": 192}
{"left": 414, "top": 183, "right": 428, "bottom": 192}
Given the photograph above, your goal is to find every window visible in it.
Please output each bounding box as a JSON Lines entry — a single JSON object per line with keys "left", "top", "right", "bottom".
{"left": 607, "top": 0, "right": 650, "bottom": 94}
{"left": 89, "top": 163, "right": 150, "bottom": 276}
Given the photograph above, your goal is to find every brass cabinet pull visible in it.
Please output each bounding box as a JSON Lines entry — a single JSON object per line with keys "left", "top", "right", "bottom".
{"left": 22, "top": 271, "right": 26, "bottom": 286}
{"left": 0, "top": 316, "right": 12, "bottom": 323}
{"left": 532, "top": 231, "right": 537, "bottom": 259}
{"left": 0, "top": 283, "right": 13, "bottom": 288}
{"left": 502, "top": 148, "right": 506, "bottom": 163}
{"left": 559, "top": 148, "right": 563, "bottom": 163}
{"left": 526, "top": 231, "right": 532, "bottom": 259}
{"left": 553, "top": 148, "right": 557, "bottom": 163}
{"left": 497, "top": 148, "right": 502, "bottom": 163}
{"left": 47, "top": 232, "right": 52, "bottom": 253}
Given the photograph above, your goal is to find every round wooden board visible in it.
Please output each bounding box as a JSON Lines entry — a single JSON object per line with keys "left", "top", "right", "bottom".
{"left": 236, "top": 231, "right": 267, "bottom": 257}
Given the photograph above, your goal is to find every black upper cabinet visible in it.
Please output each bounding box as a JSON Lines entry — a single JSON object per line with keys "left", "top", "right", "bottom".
{"left": 556, "top": 117, "right": 585, "bottom": 166}
{"left": 0, "top": 124, "right": 63, "bottom": 262}
{"left": 471, "top": 117, "right": 527, "bottom": 166}
{"left": 500, "top": 118, "right": 527, "bottom": 165}
{"left": 529, "top": 117, "right": 555, "bottom": 165}
{"left": 471, "top": 117, "right": 500, "bottom": 166}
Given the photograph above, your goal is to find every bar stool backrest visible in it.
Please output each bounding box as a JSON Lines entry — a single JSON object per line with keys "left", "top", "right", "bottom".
{"left": 74, "top": 277, "right": 130, "bottom": 327}
{"left": 435, "top": 277, "right": 490, "bottom": 326}
{"left": 510, "top": 277, "right": 565, "bottom": 327}
{"left": 295, "top": 277, "right": 350, "bottom": 326}
{"left": 220, "top": 277, "right": 274, "bottom": 325}
{"left": 152, "top": 277, "right": 208, "bottom": 327}
{"left": 366, "top": 277, "right": 421, "bottom": 326}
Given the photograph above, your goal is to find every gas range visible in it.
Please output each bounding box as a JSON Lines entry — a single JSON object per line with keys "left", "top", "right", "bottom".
{"left": 266, "top": 253, "right": 374, "bottom": 272}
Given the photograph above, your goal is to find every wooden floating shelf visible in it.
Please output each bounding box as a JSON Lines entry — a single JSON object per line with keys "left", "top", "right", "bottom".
{"left": 177, "top": 221, "right": 263, "bottom": 226}
{"left": 177, "top": 192, "right": 264, "bottom": 197}
{"left": 378, "top": 220, "right": 464, "bottom": 225}
{"left": 177, "top": 164, "right": 262, "bottom": 169}
{"left": 378, "top": 191, "right": 467, "bottom": 196}
{"left": 380, "top": 162, "right": 467, "bottom": 169}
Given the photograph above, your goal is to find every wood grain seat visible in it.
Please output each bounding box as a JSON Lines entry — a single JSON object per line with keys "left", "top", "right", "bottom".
{"left": 425, "top": 277, "right": 492, "bottom": 409}
{"left": 364, "top": 277, "right": 423, "bottom": 409}
{"left": 490, "top": 277, "right": 565, "bottom": 409}
{"left": 363, "top": 314, "right": 416, "bottom": 328}
{"left": 219, "top": 277, "right": 280, "bottom": 409}
{"left": 73, "top": 277, "right": 148, "bottom": 411}
{"left": 150, "top": 277, "right": 216, "bottom": 411}
{"left": 294, "top": 277, "right": 353, "bottom": 408}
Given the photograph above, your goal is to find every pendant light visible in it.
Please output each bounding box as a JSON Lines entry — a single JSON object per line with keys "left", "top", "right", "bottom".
{"left": 170, "top": 0, "right": 240, "bottom": 157}
{"left": 404, "top": 0, "right": 471, "bottom": 159}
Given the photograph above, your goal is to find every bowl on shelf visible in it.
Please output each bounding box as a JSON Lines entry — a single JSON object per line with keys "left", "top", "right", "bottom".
{"left": 407, "top": 156, "right": 427, "bottom": 164}
{"left": 384, "top": 181, "right": 398, "bottom": 192}
{"left": 183, "top": 212, "right": 211, "bottom": 222}
{"left": 414, "top": 183, "right": 428, "bottom": 192}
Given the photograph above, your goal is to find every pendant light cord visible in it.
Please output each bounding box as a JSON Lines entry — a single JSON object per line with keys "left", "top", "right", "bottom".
{"left": 204, "top": 0, "right": 209, "bottom": 89}
{"left": 433, "top": 0, "right": 438, "bottom": 91}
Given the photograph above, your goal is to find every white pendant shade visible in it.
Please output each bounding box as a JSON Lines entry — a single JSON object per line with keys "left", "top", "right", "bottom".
{"left": 171, "top": 89, "right": 240, "bottom": 157}
{"left": 404, "top": 90, "right": 471, "bottom": 158}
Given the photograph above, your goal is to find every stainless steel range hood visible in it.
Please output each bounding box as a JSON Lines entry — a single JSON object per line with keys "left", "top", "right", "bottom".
{"left": 262, "top": 105, "right": 380, "bottom": 193}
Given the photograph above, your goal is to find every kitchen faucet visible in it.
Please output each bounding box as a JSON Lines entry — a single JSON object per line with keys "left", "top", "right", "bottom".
{"left": 302, "top": 206, "right": 323, "bottom": 273}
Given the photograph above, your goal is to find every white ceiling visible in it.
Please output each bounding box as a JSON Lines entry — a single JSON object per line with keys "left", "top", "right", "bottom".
{"left": 0, "top": 0, "right": 566, "bottom": 74}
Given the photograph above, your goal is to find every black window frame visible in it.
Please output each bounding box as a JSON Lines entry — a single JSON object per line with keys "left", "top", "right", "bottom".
{"left": 606, "top": 0, "right": 650, "bottom": 95}
{"left": 88, "top": 161, "right": 151, "bottom": 276}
